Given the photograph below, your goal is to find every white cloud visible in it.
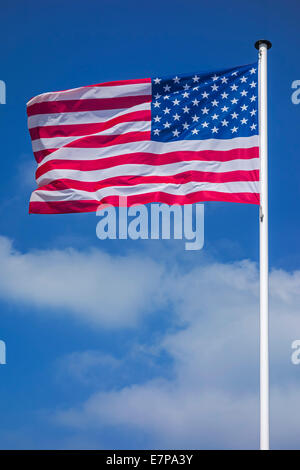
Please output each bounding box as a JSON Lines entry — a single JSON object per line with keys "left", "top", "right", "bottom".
{"left": 55, "top": 261, "right": 300, "bottom": 449}
{"left": 0, "top": 236, "right": 166, "bottom": 327}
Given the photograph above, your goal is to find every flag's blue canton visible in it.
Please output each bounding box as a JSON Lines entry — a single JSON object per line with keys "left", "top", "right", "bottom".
{"left": 151, "top": 63, "right": 258, "bottom": 141}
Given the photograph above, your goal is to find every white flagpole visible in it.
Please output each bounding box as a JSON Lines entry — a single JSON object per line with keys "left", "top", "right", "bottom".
{"left": 255, "top": 39, "right": 272, "bottom": 451}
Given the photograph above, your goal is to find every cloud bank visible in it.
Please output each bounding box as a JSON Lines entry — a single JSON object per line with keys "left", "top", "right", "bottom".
{"left": 1, "top": 234, "right": 300, "bottom": 448}
{"left": 54, "top": 258, "right": 300, "bottom": 449}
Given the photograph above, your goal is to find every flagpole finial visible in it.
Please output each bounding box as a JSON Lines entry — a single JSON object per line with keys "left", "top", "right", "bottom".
{"left": 255, "top": 40, "right": 272, "bottom": 50}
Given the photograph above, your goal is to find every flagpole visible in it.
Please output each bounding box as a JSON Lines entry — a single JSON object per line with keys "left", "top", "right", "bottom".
{"left": 255, "top": 39, "right": 272, "bottom": 451}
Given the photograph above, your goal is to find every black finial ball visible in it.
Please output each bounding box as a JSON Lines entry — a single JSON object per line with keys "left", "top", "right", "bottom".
{"left": 255, "top": 40, "right": 272, "bottom": 50}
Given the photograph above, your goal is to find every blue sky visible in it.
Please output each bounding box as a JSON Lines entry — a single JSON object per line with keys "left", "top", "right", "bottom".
{"left": 0, "top": 0, "right": 299, "bottom": 449}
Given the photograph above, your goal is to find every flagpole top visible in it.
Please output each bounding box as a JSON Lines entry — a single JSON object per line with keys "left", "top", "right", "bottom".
{"left": 255, "top": 40, "right": 272, "bottom": 50}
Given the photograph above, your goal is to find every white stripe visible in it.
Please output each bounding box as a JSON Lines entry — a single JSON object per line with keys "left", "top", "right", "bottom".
{"left": 28, "top": 102, "right": 151, "bottom": 129}
{"left": 27, "top": 82, "right": 151, "bottom": 106}
{"left": 37, "top": 135, "right": 259, "bottom": 167}
{"left": 32, "top": 121, "right": 151, "bottom": 152}
{"left": 37, "top": 159, "right": 260, "bottom": 186}
{"left": 31, "top": 180, "right": 260, "bottom": 203}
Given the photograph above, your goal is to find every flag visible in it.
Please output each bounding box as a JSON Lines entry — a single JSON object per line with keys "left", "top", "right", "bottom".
{"left": 27, "top": 63, "right": 259, "bottom": 214}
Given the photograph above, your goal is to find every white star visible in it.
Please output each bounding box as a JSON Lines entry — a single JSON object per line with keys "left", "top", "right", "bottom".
{"left": 192, "top": 75, "right": 200, "bottom": 82}
{"left": 250, "top": 109, "right": 257, "bottom": 116}
{"left": 163, "top": 95, "right": 170, "bottom": 100}
{"left": 221, "top": 92, "right": 228, "bottom": 99}
{"left": 163, "top": 107, "right": 170, "bottom": 114}
{"left": 211, "top": 113, "right": 219, "bottom": 120}
{"left": 240, "top": 90, "right": 248, "bottom": 97}
{"left": 172, "top": 129, "right": 180, "bottom": 137}
{"left": 193, "top": 86, "right": 199, "bottom": 91}
{"left": 240, "top": 76, "right": 247, "bottom": 83}
{"left": 250, "top": 123, "right": 257, "bottom": 130}
{"left": 164, "top": 84, "right": 171, "bottom": 92}
{"left": 154, "top": 78, "right": 161, "bottom": 84}
{"left": 202, "top": 121, "right": 209, "bottom": 128}
{"left": 182, "top": 92, "right": 190, "bottom": 98}
{"left": 183, "top": 84, "right": 190, "bottom": 90}
{"left": 221, "top": 76, "right": 228, "bottom": 84}
{"left": 221, "top": 119, "right": 228, "bottom": 126}
{"left": 221, "top": 105, "right": 229, "bottom": 112}
{"left": 173, "top": 76, "right": 180, "bottom": 84}
{"left": 250, "top": 81, "right": 257, "bottom": 88}
{"left": 231, "top": 71, "right": 238, "bottom": 76}
{"left": 241, "top": 118, "right": 248, "bottom": 124}
{"left": 231, "top": 112, "right": 238, "bottom": 119}
{"left": 172, "top": 98, "right": 180, "bottom": 106}
{"left": 173, "top": 113, "right": 180, "bottom": 121}
{"left": 192, "top": 98, "right": 200, "bottom": 106}
{"left": 211, "top": 84, "right": 219, "bottom": 91}
{"left": 231, "top": 126, "right": 238, "bottom": 133}
{"left": 201, "top": 107, "right": 209, "bottom": 114}
{"left": 231, "top": 84, "right": 238, "bottom": 91}
{"left": 212, "top": 126, "right": 218, "bottom": 133}
{"left": 153, "top": 101, "right": 160, "bottom": 108}
{"left": 250, "top": 95, "right": 257, "bottom": 102}
{"left": 192, "top": 114, "right": 200, "bottom": 122}
{"left": 202, "top": 91, "right": 209, "bottom": 99}
{"left": 183, "top": 105, "right": 190, "bottom": 113}
{"left": 231, "top": 98, "right": 238, "bottom": 104}
{"left": 211, "top": 74, "right": 219, "bottom": 81}
{"left": 154, "top": 115, "right": 161, "bottom": 122}
{"left": 211, "top": 99, "right": 219, "bottom": 107}
{"left": 250, "top": 67, "right": 256, "bottom": 74}
{"left": 154, "top": 93, "right": 161, "bottom": 99}
{"left": 182, "top": 122, "right": 190, "bottom": 130}
{"left": 153, "top": 129, "right": 160, "bottom": 135}
{"left": 163, "top": 121, "right": 171, "bottom": 128}
{"left": 192, "top": 128, "right": 199, "bottom": 135}
{"left": 240, "top": 104, "right": 248, "bottom": 111}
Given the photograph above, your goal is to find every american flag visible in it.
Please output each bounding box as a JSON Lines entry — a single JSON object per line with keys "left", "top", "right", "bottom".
{"left": 27, "top": 62, "right": 259, "bottom": 214}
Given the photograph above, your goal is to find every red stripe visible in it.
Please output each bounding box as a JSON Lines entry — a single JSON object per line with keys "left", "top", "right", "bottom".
{"left": 29, "top": 191, "right": 260, "bottom": 214}
{"left": 29, "top": 110, "right": 151, "bottom": 140}
{"left": 33, "top": 131, "right": 151, "bottom": 163}
{"left": 34, "top": 148, "right": 58, "bottom": 164}
{"left": 64, "top": 131, "right": 150, "bottom": 148}
{"left": 86, "top": 78, "right": 151, "bottom": 87}
{"left": 38, "top": 171, "right": 259, "bottom": 192}
{"left": 36, "top": 147, "right": 259, "bottom": 179}
{"left": 27, "top": 79, "right": 151, "bottom": 103}
{"left": 27, "top": 95, "right": 151, "bottom": 116}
